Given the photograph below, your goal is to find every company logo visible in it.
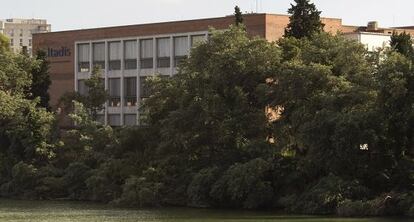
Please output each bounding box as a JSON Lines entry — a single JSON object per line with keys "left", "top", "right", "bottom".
{"left": 48, "top": 47, "right": 71, "bottom": 57}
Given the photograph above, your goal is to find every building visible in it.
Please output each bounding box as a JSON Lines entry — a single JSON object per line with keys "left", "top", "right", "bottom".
{"left": 343, "top": 21, "right": 414, "bottom": 52}
{"left": 0, "top": 18, "right": 51, "bottom": 55}
{"left": 32, "top": 14, "right": 414, "bottom": 127}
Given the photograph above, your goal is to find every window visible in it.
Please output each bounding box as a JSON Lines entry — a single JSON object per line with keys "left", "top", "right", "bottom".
{"left": 78, "top": 44, "right": 90, "bottom": 72}
{"left": 191, "top": 35, "right": 206, "bottom": 47}
{"left": 96, "top": 114, "right": 105, "bottom": 125}
{"left": 139, "top": 106, "right": 149, "bottom": 126}
{"left": 140, "top": 39, "right": 153, "bottom": 69}
{"left": 19, "top": 39, "right": 23, "bottom": 46}
{"left": 19, "top": 29, "right": 23, "bottom": 37}
{"left": 108, "top": 78, "right": 121, "bottom": 107}
{"left": 10, "top": 30, "right": 14, "bottom": 37}
{"left": 157, "top": 38, "right": 170, "bottom": 68}
{"left": 174, "top": 36, "right": 189, "bottom": 67}
{"left": 77, "top": 80, "right": 88, "bottom": 96}
{"left": 108, "top": 114, "right": 121, "bottom": 126}
{"left": 124, "top": 77, "right": 137, "bottom": 106}
{"left": 109, "top": 41, "right": 121, "bottom": 71}
{"left": 140, "top": 77, "right": 150, "bottom": 99}
{"left": 124, "top": 114, "right": 137, "bottom": 126}
{"left": 93, "top": 42, "right": 105, "bottom": 69}
{"left": 10, "top": 39, "right": 13, "bottom": 46}
{"left": 124, "top": 40, "right": 137, "bottom": 70}
{"left": 28, "top": 39, "right": 32, "bottom": 46}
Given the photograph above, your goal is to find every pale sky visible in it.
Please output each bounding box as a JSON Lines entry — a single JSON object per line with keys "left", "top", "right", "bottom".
{"left": 2, "top": 0, "right": 414, "bottom": 32}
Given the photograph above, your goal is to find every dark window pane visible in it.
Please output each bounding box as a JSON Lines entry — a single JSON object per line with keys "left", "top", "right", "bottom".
{"left": 124, "top": 114, "right": 137, "bottom": 126}
{"left": 157, "top": 57, "right": 170, "bottom": 68}
{"left": 109, "top": 60, "right": 121, "bottom": 71}
{"left": 140, "top": 58, "right": 153, "bottom": 69}
{"left": 174, "top": 56, "right": 187, "bottom": 67}
{"left": 140, "top": 77, "right": 150, "bottom": 98}
{"left": 78, "top": 62, "right": 90, "bottom": 72}
{"left": 124, "top": 77, "right": 137, "bottom": 106}
{"left": 125, "top": 59, "right": 137, "bottom": 70}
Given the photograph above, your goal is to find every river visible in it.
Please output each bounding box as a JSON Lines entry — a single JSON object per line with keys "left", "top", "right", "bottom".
{"left": 0, "top": 199, "right": 412, "bottom": 222}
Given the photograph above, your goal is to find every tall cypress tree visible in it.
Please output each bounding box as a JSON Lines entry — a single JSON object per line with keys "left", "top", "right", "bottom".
{"left": 390, "top": 31, "right": 414, "bottom": 59}
{"left": 30, "top": 50, "right": 51, "bottom": 110}
{"left": 284, "top": 0, "right": 324, "bottom": 39}
{"left": 234, "top": 6, "right": 243, "bottom": 26}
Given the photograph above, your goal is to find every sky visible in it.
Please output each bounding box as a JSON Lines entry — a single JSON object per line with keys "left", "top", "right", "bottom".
{"left": 2, "top": 0, "right": 414, "bottom": 32}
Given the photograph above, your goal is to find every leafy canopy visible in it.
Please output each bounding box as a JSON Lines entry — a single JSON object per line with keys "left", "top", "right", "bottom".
{"left": 284, "top": 0, "right": 325, "bottom": 39}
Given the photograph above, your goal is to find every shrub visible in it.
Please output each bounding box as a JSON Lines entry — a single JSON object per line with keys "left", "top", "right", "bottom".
{"left": 289, "top": 175, "right": 370, "bottom": 214}
{"left": 337, "top": 199, "right": 371, "bottom": 217}
{"left": 187, "top": 167, "right": 220, "bottom": 207}
{"left": 0, "top": 162, "right": 39, "bottom": 198}
{"left": 86, "top": 159, "right": 128, "bottom": 202}
{"left": 62, "top": 162, "right": 92, "bottom": 200}
{"left": 116, "top": 174, "right": 163, "bottom": 207}
{"left": 210, "top": 158, "right": 273, "bottom": 209}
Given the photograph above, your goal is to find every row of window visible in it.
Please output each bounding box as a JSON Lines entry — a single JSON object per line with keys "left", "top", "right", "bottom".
{"left": 9, "top": 38, "right": 31, "bottom": 47}
{"left": 77, "top": 34, "right": 206, "bottom": 72}
{"left": 78, "top": 76, "right": 151, "bottom": 107}
{"left": 96, "top": 114, "right": 137, "bottom": 126}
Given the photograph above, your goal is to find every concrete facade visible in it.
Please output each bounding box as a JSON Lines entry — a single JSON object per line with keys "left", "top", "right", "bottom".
{"left": 1, "top": 18, "right": 51, "bottom": 55}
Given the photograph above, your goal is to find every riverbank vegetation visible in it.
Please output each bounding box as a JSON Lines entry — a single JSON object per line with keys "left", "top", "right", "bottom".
{"left": 1, "top": 0, "right": 414, "bottom": 217}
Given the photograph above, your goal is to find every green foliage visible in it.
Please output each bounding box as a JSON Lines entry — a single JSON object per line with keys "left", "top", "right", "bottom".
{"left": 144, "top": 25, "right": 280, "bottom": 170}
{"left": 390, "top": 32, "right": 414, "bottom": 59}
{"left": 63, "top": 162, "right": 92, "bottom": 200}
{"left": 0, "top": 33, "right": 10, "bottom": 53}
{"left": 234, "top": 6, "right": 243, "bottom": 26}
{"left": 284, "top": 0, "right": 325, "bottom": 38}
{"left": 58, "top": 66, "right": 108, "bottom": 121}
{"left": 62, "top": 101, "right": 116, "bottom": 163}
{"left": 210, "top": 158, "right": 273, "bottom": 209}
{"left": 116, "top": 168, "right": 163, "bottom": 207}
{"left": 287, "top": 175, "right": 370, "bottom": 214}
{"left": 337, "top": 199, "right": 372, "bottom": 217}
{"left": 86, "top": 159, "right": 130, "bottom": 202}
{"left": 0, "top": 162, "right": 38, "bottom": 198}
{"left": 338, "top": 192, "right": 414, "bottom": 217}
{"left": 2, "top": 11, "right": 414, "bottom": 218}
{"left": 83, "top": 66, "right": 108, "bottom": 119}
{"left": 272, "top": 33, "right": 378, "bottom": 182}
{"left": 187, "top": 167, "right": 220, "bottom": 207}
{"left": 30, "top": 50, "right": 51, "bottom": 109}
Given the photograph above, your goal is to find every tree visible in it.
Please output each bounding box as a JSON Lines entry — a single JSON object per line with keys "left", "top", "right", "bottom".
{"left": 273, "top": 33, "right": 377, "bottom": 184}
{"left": 0, "top": 43, "right": 55, "bottom": 172}
{"left": 30, "top": 50, "right": 51, "bottom": 110}
{"left": 83, "top": 66, "right": 108, "bottom": 119}
{"left": 390, "top": 31, "right": 414, "bottom": 59}
{"left": 234, "top": 6, "right": 243, "bottom": 26}
{"left": 284, "top": 0, "right": 325, "bottom": 39}
{"left": 144, "top": 26, "right": 280, "bottom": 167}
{"left": 59, "top": 66, "right": 108, "bottom": 120}
{"left": 0, "top": 33, "right": 10, "bottom": 53}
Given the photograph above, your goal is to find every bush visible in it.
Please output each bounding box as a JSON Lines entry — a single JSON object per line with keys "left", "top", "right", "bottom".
{"left": 408, "top": 205, "right": 414, "bottom": 217}
{"left": 86, "top": 159, "right": 128, "bottom": 202}
{"left": 187, "top": 167, "right": 220, "bottom": 207}
{"left": 289, "top": 175, "right": 370, "bottom": 214}
{"left": 62, "top": 162, "right": 92, "bottom": 200}
{"left": 367, "top": 192, "right": 414, "bottom": 216}
{"left": 0, "top": 162, "right": 39, "bottom": 198}
{"left": 35, "top": 176, "right": 66, "bottom": 199}
{"left": 116, "top": 174, "right": 163, "bottom": 207}
{"left": 210, "top": 158, "right": 273, "bottom": 209}
{"left": 337, "top": 199, "right": 371, "bottom": 217}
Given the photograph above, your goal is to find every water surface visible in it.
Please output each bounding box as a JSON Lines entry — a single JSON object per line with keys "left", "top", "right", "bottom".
{"left": 0, "top": 199, "right": 411, "bottom": 222}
